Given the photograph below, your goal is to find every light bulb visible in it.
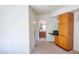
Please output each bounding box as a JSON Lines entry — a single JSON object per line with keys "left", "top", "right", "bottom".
{"left": 33, "top": 21, "right": 36, "bottom": 24}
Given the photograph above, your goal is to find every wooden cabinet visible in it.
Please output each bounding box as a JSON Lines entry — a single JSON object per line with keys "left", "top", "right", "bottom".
{"left": 39, "top": 31, "right": 46, "bottom": 38}
{"left": 55, "top": 12, "right": 74, "bottom": 51}
{"left": 59, "top": 23, "right": 68, "bottom": 36}
{"left": 55, "top": 36, "right": 59, "bottom": 45}
{"left": 59, "top": 36, "right": 67, "bottom": 49}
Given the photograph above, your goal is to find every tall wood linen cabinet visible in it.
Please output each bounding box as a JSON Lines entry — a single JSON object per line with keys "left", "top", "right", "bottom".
{"left": 55, "top": 12, "right": 74, "bottom": 51}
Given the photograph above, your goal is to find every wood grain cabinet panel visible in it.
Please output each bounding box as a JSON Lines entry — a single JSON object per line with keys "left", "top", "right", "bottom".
{"left": 39, "top": 31, "right": 46, "bottom": 38}
{"left": 58, "top": 13, "right": 68, "bottom": 23}
{"left": 55, "top": 12, "right": 74, "bottom": 51}
{"left": 59, "top": 23, "right": 68, "bottom": 36}
{"left": 55, "top": 36, "right": 59, "bottom": 45}
{"left": 59, "top": 36, "right": 67, "bottom": 49}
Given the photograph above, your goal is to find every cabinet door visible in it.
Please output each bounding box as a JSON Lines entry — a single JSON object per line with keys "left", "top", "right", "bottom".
{"left": 58, "top": 13, "right": 68, "bottom": 23}
{"left": 55, "top": 36, "right": 59, "bottom": 45}
{"left": 39, "top": 32, "right": 46, "bottom": 38}
{"left": 59, "top": 23, "right": 68, "bottom": 36}
{"left": 59, "top": 36, "right": 67, "bottom": 49}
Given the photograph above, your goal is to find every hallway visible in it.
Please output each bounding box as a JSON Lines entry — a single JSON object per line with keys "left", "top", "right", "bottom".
{"left": 32, "top": 41, "right": 79, "bottom": 54}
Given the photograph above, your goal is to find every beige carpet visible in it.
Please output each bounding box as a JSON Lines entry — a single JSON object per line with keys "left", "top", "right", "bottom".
{"left": 32, "top": 41, "right": 79, "bottom": 54}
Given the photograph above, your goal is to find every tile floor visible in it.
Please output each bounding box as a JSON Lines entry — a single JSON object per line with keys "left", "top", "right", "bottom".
{"left": 32, "top": 41, "right": 79, "bottom": 54}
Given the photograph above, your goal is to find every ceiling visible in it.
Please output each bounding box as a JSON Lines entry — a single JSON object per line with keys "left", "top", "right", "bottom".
{"left": 30, "top": 5, "right": 65, "bottom": 14}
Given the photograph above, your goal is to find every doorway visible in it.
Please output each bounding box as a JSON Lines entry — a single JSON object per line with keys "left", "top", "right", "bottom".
{"left": 39, "top": 20, "right": 46, "bottom": 41}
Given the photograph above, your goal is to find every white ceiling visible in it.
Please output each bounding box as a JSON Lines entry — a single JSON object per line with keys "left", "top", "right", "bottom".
{"left": 30, "top": 5, "right": 65, "bottom": 14}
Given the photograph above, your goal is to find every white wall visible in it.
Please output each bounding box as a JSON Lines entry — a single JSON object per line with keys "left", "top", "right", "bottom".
{"left": 46, "top": 16, "right": 58, "bottom": 41}
{"left": 0, "top": 6, "right": 29, "bottom": 54}
{"left": 29, "top": 7, "right": 37, "bottom": 53}
{"left": 37, "top": 15, "right": 58, "bottom": 41}
{"left": 74, "top": 11, "right": 79, "bottom": 52}
{"left": 50, "top": 5, "right": 79, "bottom": 17}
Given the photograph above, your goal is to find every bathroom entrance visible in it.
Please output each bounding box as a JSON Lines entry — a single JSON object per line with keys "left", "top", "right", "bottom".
{"left": 39, "top": 20, "right": 46, "bottom": 41}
